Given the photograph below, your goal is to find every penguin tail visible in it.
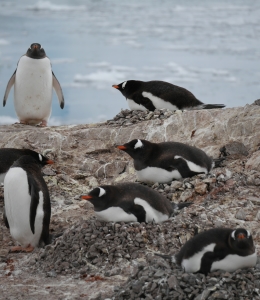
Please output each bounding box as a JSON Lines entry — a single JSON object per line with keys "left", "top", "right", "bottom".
{"left": 212, "top": 157, "right": 226, "bottom": 168}
{"left": 202, "top": 104, "right": 225, "bottom": 109}
{"left": 172, "top": 202, "right": 192, "bottom": 211}
{"left": 155, "top": 253, "right": 176, "bottom": 263}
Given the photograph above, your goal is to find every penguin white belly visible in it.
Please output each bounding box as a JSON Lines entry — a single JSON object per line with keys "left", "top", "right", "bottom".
{"left": 211, "top": 252, "right": 257, "bottom": 272}
{"left": 95, "top": 206, "right": 138, "bottom": 222}
{"left": 182, "top": 243, "right": 216, "bottom": 273}
{"left": 127, "top": 99, "right": 147, "bottom": 111}
{"left": 0, "top": 172, "right": 7, "bottom": 183}
{"left": 4, "top": 167, "right": 44, "bottom": 247}
{"left": 136, "top": 166, "right": 182, "bottom": 183}
{"left": 14, "top": 56, "right": 53, "bottom": 125}
{"left": 142, "top": 92, "right": 178, "bottom": 111}
{"left": 134, "top": 198, "right": 169, "bottom": 223}
{"left": 174, "top": 155, "right": 208, "bottom": 174}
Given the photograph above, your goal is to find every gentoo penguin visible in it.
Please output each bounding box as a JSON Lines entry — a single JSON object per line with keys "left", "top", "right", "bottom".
{"left": 156, "top": 228, "right": 257, "bottom": 275}
{"left": 81, "top": 182, "right": 191, "bottom": 223}
{"left": 0, "top": 148, "right": 54, "bottom": 183}
{"left": 4, "top": 155, "right": 51, "bottom": 252}
{"left": 117, "top": 139, "right": 213, "bottom": 183}
{"left": 112, "top": 80, "right": 225, "bottom": 111}
{"left": 3, "top": 43, "right": 64, "bottom": 126}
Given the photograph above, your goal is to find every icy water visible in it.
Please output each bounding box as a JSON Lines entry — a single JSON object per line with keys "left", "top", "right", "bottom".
{"left": 0, "top": 0, "right": 259, "bottom": 125}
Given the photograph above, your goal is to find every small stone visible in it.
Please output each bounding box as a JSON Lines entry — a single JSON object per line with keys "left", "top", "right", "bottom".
{"left": 194, "top": 183, "right": 207, "bottom": 195}
{"left": 235, "top": 209, "right": 246, "bottom": 220}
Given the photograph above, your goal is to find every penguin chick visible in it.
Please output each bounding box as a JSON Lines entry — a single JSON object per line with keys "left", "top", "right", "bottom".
{"left": 112, "top": 80, "right": 225, "bottom": 111}
{"left": 117, "top": 139, "right": 213, "bottom": 183}
{"left": 0, "top": 148, "right": 54, "bottom": 183}
{"left": 81, "top": 182, "right": 191, "bottom": 223}
{"left": 4, "top": 155, "right": 51, "bottom": 252}
{"left": 156, "top": 228, "right": 257, "bottom": 275}
{"left": 3, "top": 43, "right": 64, "bottom": 126}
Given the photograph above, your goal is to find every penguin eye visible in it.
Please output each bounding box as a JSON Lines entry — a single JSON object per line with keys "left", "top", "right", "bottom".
{"left": 39, "top": 154, "right": 42, "bottom": 161}
{"left": 99, "top": 187, "right": 106, "bottom": 197}
{"left": 122, "top": 81, "right": 127, "bottom": 89}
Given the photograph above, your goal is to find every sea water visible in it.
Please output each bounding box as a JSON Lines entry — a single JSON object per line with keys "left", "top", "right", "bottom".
{"left": 0, "top": 0, "right": 259, "bottom": 125}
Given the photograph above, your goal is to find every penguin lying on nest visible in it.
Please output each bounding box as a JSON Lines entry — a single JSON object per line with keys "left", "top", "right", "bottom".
{"left": 156, "top": 228, "right": 257, "bottom": 275}
{"left": 81, "top": 182, "right": 191, "bottom": 223}
{"left": 112, "top": 80, "right": 225, "bottom": 112}
{"left": 117, "top": 139, "right": 216, "bottom": 183}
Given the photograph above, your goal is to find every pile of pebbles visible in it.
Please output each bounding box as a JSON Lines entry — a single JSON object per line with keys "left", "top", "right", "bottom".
{"left": 106, "top": 109, "right": 177, "bottom": 126}
{"left": 32, "top": 212, "right": 202, "bottom": 278}
{"left": 111, "top": 254, "right": 260, "bottom": 300}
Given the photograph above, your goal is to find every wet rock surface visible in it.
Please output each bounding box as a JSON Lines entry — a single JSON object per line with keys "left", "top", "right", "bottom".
{"left": 0, "top": 104, "right": 260, "bottom": 299}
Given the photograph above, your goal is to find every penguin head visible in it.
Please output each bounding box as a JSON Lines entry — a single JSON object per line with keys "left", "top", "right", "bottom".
{"left": 117, "top": 139, "right": 151, "bottom": 160}
{"left": 35, "top": 152, "right": 54, "bottom": 167}
{"left": 81, "top": 186, "right": 113, "bottom": 211}
{"left": 12, "top": 154, "right": 54, "bottom": 169}
{"left": 229, "top": 228, "right": 255, "bottom": 252}
{"left": 26, "top": 43, "right": 46, "bottom": 59}
{"left": 112, "top": 80, "right": 142, "bottom": 98}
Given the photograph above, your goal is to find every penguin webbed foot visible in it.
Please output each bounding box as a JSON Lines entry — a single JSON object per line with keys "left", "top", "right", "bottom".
{"left": 37, "top": 120, "right": 47, "bottom": 127}
{"left": 10, "top": 245, "right": 34, "bottom": 253}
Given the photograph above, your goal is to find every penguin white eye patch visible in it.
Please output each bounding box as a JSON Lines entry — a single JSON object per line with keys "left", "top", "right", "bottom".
{"left": 39, "top": 154, "right": 42, "bottom": 161}
{"left": 122, "top": 81, "right": 127, "bottom": 89}
{"left": 134, "top": 139, "right": 143, "bottom": 149}
{"left": 99, "top": 187, "right": 106, "bottom": 197}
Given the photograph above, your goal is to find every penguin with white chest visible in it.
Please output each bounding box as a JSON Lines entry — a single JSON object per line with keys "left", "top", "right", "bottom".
{"left": 0, "top": 148, "right": 54, "bottom": 183}
{"left": 157, "top": 228, "right": 257, "bottom": 275}
{"left": 81, "top": 182, "right": 191, "bottom": 223}
{"left": 112, "top": 80, "right": 225, "bottom": 111}
{"left": 4, "top": 155, "right": 51, "bottom": 252}
{"left": 117, "top": 139, "right": 213, "bottom": 183}
{"left": 3, "top": 43, "right": 64, "bottom": 126}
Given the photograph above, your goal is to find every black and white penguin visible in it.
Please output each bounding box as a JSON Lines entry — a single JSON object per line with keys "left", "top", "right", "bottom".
{"left": 117, "top": 139, "right": 213, "bottom": 183}
{"left": 157, "top": 228, "right": 257, "bottom": 275}
{"left": 81, "top": 182, "right": 191, "bottom": 223}
{"left": 112, "top": 80, "right": 225, "bottom": 111}
{"left": 4, "top": 155, "right": 51, "bottom": 252}
{"left": 3, "top": 43, "right": 64, "bottom": 126}
{"left": 0, "top": 148, "right": 54, "bottom": 183}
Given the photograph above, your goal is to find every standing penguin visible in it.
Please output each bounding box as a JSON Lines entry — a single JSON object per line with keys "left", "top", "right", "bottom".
{"left": 112, "top": 80, "right": 225, "bottom": 111}
{"left": 0, "top": 148, "right": 54, "bottom": 183}
{"left": 3, "top": 43, "right": 64, "bottom": 126}
{"left": 117, "top": 139, "right": 213, "bottom": 183}
{"left": 156, "top": 228, "right": 257, "bottom": 275}
{"left": 81, "top": 182, "right": 191, "bottom": 223}
{"left": 4, "top": 155, "right": 51, "bottom": 252}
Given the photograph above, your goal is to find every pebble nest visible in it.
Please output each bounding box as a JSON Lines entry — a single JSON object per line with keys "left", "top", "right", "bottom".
{"left": 27, "top": 167, "right": 260, "bottom": 300}
{"left": 106, "top": 108, "right": 178, "bottom": 126}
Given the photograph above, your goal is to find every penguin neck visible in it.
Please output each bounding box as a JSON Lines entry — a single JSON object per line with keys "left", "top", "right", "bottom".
{"left": 228, "top": 236, "right": 255, "bottom": 255}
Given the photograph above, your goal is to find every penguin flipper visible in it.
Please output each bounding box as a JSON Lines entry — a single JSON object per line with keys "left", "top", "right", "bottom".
{"left": 3, "top": 209, "right": 9, "bottom": 229}
{"left": 52, "top": 71, "right": 65, "bottom": 109}
{"left": 3, "top": 69, "right": 16, "bottom": 107}
{"left": 132, "top": 93, "right": 156, "bottom": 111}
{"left": 128, "top": 204, "right": 146, "bottom": 223}
{"left": 28, "top": 175, "right": 40, "bottom": 234}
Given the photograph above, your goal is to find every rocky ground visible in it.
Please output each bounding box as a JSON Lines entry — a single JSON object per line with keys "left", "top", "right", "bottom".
{"left": 0, "top": 104, "right": 260, "bottom": 299}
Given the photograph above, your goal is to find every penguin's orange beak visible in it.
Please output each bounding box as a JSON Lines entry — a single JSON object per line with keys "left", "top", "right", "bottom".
{"left": 81, "top": 195, "right": 92, "bottom": 200}
{"left": 47, "top": 160, "right": 54, "bottom": 164}
{"left": 117, "top": 145, "right": 127, "bottom": 150}
{"left": 33, "top": 44, "right": 38, "bottom": 50}
{"left": 237, "top": 233, "right": 246, "bottom": 239}
{"left": 112, "top": 85, "right": 119, "bottom": 89}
